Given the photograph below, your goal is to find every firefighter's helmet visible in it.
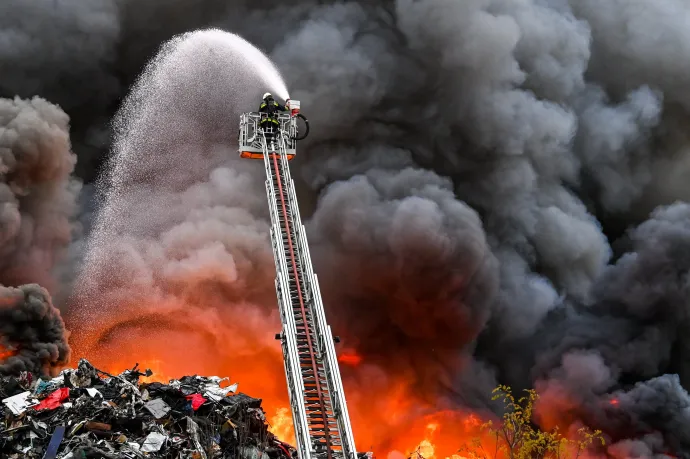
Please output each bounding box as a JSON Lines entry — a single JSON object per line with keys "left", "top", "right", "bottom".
{"left": 262, "top": 92, "right": 273, "bottom": 100}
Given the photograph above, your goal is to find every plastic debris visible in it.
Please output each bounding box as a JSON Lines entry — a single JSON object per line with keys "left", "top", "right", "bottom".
{"left": 0, "top": 359, "right": 298, "bottom": 458}
{"left": 2, "top": 391, "right": 38, "bottom": 415}
{"left": 186, "top": 393, "right": 207, "bottom": 411}
{"left": 144, "top": 398, "right": 171, "bottom": 419}
{"left": 141, "top": 431, "right": 168, "bottom": 452}
{"left": 34, "top": 387, "right": 70, "bottom": 411}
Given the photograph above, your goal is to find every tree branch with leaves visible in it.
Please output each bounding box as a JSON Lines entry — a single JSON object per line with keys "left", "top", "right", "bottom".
{"left": 457, "top": 385, "right": 605, "bottom": 459}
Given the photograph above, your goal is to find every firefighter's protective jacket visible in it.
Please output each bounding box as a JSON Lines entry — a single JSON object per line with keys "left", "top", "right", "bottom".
{"left": 259, "top": 100, "right": 287, "bottom": 125}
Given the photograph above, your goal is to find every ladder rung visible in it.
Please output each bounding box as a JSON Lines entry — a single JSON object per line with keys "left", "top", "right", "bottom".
{"left": 268, "top": 156, "right": 353, "bottom": 455}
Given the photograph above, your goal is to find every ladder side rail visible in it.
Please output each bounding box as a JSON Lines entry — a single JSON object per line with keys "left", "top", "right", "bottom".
{"left": 265, "top": 177, "right": 312, "bottom": 459}
{"left": 263, "top": 135, "right": 314, "bottom": 459}
{"left": 298, "top": 234, "right": 357, "bottom": 459}
{"left": 246, "top": 113, "right": 258, "bottom": 145}
{"left": 276, "top": 146, "right": 343, "bottom": 394}
{"left": 240, "top": 113, "right": 263, "bottom": 150}
{"left": 277, "top": 142, "right": 358, "bottom": 458}
{"left": 273, "top": 137, "right": 335, "bottom": 457}
{"left": 239, "top": 113, "right": 247, "bottom": 146}
{"left": 276, "top": 141, "right": 332, "bottom": 336}
{"left": 295, "top": 229, "right": 357, "bottom": 453}
{"left": 277, "top": 146, "right": 330, "bottom": 358}
{"left": 311, "top": 278, "right": 358, "bottom": 459}
{"left": 269, "top": 220, "right": 313, "bottom": 459}
{"left": 274, "top": 271, "right": 312, "bottom": 459}
{"left": 278, "top": 152, "right": 335, "bottom": 366}
{"left": 267, "top": 182, "right": 313, "bottom": 459}
{"left": 275, "top": 142, "right": 312, "bottom": 296}
{"left": 277, "top": 113, "right": 297, "bottom": 152}
{"left": 276, "top": 143, "right": 313, "bottom": 286}
{"left": 276, "top": 142, "right": 316, "bottom": 310}
{"left": 277, "top": 275, "right": 313, "bottom": 459}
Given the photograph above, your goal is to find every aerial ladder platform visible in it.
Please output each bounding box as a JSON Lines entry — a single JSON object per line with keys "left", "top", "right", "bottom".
{"left": 239, "top": 102, "right": 360, "bottom": 459}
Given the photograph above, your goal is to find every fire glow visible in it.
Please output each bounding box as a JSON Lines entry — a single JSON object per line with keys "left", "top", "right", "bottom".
{"left": 0, "top": 346, "right": 17, "bottom": 361}
{"left": 68, "top": 305, "right": 489, "bottom": 459}
{"left": 338, "top": 351, "right": 362, "bottom": 366}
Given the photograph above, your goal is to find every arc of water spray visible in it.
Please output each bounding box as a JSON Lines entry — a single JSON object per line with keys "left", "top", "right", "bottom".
{"left": 76, "top": 29, "right": 291, "bottom": 300}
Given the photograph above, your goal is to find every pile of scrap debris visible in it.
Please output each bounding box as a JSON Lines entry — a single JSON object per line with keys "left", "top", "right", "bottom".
{"left": 0, "top": 359, "right": 296, "bottom": 458}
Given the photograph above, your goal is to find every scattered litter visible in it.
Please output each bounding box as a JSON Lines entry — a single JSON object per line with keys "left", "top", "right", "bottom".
{"left": 0, "top": 358, "right": 298, "bottom": 458}
{"left": 141, "top": 431, "right": 168, "bottom": 452}
{"left": 85, "top": 387, "right": 102, "bottom": 398}
{"left": 34, "top": 387, "right": 70, "bottom": 411}
{"left": 144, "top": 398, "right": 171, "bottom": 419}
{"left": 2, "top": 391, "right": 37, "bottom": 415}
{"left": 186, "top": 393, "right": 207, "bottom": 411}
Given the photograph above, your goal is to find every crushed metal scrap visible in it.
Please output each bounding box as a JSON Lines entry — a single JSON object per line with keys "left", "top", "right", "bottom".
{"left": 0, "top": 359, "right": 297, "bottom": 458}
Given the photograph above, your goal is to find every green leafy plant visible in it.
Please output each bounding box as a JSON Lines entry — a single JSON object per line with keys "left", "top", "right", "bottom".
{"left": 456, "top": 385, "right": 605, "bottom": 459}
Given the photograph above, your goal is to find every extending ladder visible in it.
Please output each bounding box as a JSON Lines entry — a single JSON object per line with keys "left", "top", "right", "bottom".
{"left": 261, "top": 134, "right": 357, "bottom": 459}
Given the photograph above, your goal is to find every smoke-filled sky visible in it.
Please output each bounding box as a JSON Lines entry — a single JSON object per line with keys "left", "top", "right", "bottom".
{"left": 3, "top": 0, "right": 690, "bottom": 457}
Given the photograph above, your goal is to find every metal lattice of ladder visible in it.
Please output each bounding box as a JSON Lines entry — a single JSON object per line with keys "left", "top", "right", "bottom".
{"left": 239, "top": 113, "right": 358, "bottom": 459}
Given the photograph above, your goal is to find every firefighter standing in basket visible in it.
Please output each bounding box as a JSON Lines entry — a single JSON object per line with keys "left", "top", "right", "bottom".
{"left": 259, "top": 92, "right": 289, "bottom": 140}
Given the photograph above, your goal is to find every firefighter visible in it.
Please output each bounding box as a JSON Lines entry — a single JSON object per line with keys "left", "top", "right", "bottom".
{"left": 259, "top": 92, "right": 288, "bottom": 139}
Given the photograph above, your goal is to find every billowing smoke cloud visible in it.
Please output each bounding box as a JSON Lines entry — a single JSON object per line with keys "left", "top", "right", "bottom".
{"left": 530, "top": 202, "right": 690, "bottom": 455}
{"left": 0, "top": 284, "right": 70, "bottom": 377}
{"left": 0, "top": 0, "right": 121, "bottom": 180}
{"left": 0, "top": 96, "right": 78, "bottom": 375}
{"left": 308, "top": 167, "right": 498, "bottom": 399}
{"left": 0, "top": 96, "right": 80, "bottom": 291}
{"left": 4, "top": 0, "right": 690, "bottom": 456}
{"left": 263, "top": 0, "right": 690, "bottom": 454}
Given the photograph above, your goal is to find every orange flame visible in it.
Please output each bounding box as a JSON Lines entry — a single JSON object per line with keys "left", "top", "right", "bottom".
{"left": 338, "top": 351, "right": 362, "bottom": 366}
{"left": 381, "top": 412, "right": 488, "bottom": 459}
{"left": 67, "top": 295, "right": 490, "bottom": 459}
{"left": 270, "top": 407, "right": 295, "bottom": 444}
{"left": 0, "top": 346, "right": 17, "bottom": 361}
{"left": 69, "top": 299, "right": 291, "bottom": 441}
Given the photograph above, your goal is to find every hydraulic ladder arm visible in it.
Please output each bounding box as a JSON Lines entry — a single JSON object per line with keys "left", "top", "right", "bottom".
{"left": 240, "top": 108, "right": 358, "bottom": 459}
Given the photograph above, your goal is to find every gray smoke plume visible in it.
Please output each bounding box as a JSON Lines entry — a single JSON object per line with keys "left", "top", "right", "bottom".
{"left": 528, "top": 202, "right": 690, "bottom": 455}
{"left": 0, "top": 284, "right": 70, "bottom": 377}
{"left": 5, "top": 0, "right": 690, "bottom": 456}
{"left": 0, "top": 1, "right": 120, "bottom": 109}
{"left": 308, "top": 167, "right": 498, "bottom": 399}
{"left": 0, "top": 95, "right": 79, "bottom": 375}
{"left": 0, "top": 96, "right": 81, "bottom": 293}
{"left": 0, "top": 0, "right": 121, "bottom": 180}
{"left": 264, "top": 1, "right": 690, "bottom": 455}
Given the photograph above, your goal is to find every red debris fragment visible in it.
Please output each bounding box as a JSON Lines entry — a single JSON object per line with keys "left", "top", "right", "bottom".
{"left": 34, "top": 388, "right": 70, "bottom": 411}
{"left": 185, "top": 393, "right": 207, "bottom": 411}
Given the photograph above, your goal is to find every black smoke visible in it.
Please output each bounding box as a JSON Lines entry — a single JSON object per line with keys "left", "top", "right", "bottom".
{"left": 308, "top": 168, "right": 498, "bottom": 399}
{"left": 0, "top": 284, "right": 70, "bottom": 377}
{"left": 3, "top": 0, "right": 690, "bottom": 456}
{"left": 0, "top": 95, "right": 78, "bottom": 375}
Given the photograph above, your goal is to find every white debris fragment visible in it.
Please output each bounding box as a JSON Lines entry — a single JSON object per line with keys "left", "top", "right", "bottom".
{"left": 2, "top": 391, "right": 37, "bottom": 415}
{"left": 141, "top": 431, "right": 167, "bottom": 452}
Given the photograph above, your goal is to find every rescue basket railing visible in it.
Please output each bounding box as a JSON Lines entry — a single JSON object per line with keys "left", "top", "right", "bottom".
{"left": 239, "top": 112, "right": 298, "bottom": 156}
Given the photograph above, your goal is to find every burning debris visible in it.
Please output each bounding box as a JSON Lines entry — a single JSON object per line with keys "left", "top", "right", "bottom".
{"left": 5, "top": 0, "right": 690, "bottom": 456}
{"left": 0, "top": 284, "right": 70, "bottom": 378}
{"left": 0, "top": 359, "right": 296, "bottom": 459}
